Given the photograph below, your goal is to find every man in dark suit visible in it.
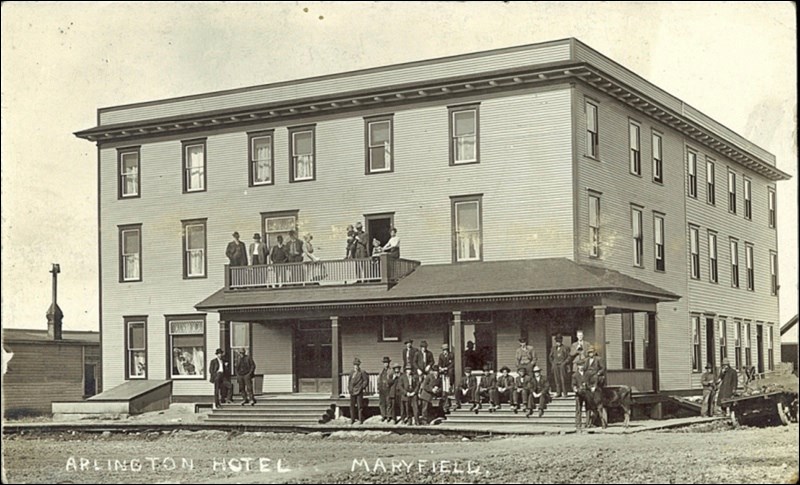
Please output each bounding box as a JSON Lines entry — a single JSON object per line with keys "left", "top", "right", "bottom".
{"left": 527, "top": 365, "right": 550, "bottom": 418}
{"left": 285, "top": 230, "right": 304, "bottom": 263}
{"left": 479, "top": 363, "right": 498, "bottom": 414}
{"left": 583, "top": 347, "right": 606, "bottom": 388}
{"left": 249, "top": 233, "right": 269, "bottom": 265}
{"left": 437, "top": 344, "right": 455, "bottom": 393}
{"left": 348, "top": 358, "right": 370, "bottom": 424}
{"left": 495, "top": 366, "right": 515, "bottom": 410}
{"left": 398, "top": 365, "right": 420, "bottom": 425}
{"left": 418, "top": 340, "right": 435, "bottom": 375}
{"left": 418, "top": 365, "right": 443, "bottom": 425}
{"left": 716, "top": 358, "right": 738, "bottom": 415}
{"left": 572, "top": 364, "right": 594, "bottom": 428}
{"left": 457, "top": 366, "right": 479, "bottom": 411}
{"left": 387, "top": 362, "right": 402, "bottom": 423}
{"left": 550, "top": 335, "right": 571, "bottom": 397}
{"left": 463, "top": 341, "right": 481, "bottom": 372}
{"left": 235, "top": 348, "right": 257, "bottom": 406}
{"left": 401, "top": 339, "right": 421, "bottom": 375}
{"left": 225, "top": 232, "right": 248, "bottom": 266}
{"left": 208, "top": 348, "right": 230, "bottom": 409}
{"left": 377, "top": 356, "right": 392, "bottom": 422}
{"left": 512, "top": 366, "right": 531, "bottom": 414}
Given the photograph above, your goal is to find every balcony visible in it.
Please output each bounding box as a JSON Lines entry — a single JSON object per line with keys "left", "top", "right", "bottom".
{"left": 224, "top": 253, "right": 421, "bottom": 291}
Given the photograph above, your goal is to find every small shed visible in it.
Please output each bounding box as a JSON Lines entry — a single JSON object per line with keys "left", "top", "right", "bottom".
{"left": 781, "top": 315, "right": 798, "bottom": 375}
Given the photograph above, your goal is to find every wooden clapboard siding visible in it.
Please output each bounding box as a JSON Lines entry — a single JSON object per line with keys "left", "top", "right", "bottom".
{"left": 572, "top": 82, "right": 691, "bottom": 391}
{"left": 98, "top": 42, "right": 572, "bottom": 125}
{"left": 605, "top": 313, "right": 622, "bottom": 369}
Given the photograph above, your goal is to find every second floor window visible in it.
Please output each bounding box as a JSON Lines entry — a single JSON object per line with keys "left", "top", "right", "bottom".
{"left": 768, "top": 188, "right": 776, "bottom": 228}
{"left": 728, "top": 170, "right": 737, "bottom": 214}
{"left": 744, "top": 178, "right": 752, "bottom": 220}
{"left": 770, "top": 251, "right": 778, "bottom": 295}
{"left": 249, "top": 132, "right": 274, "bottom": 186}
{"left": 290, "top": 127, "right": 315, "bottom": 182}
{"left": 745, "top": 244, "right": 754, "bottom": 291}
{"left": 706, "top": 159, "right": 715, "bottom": 205}
{"left": 366, "top": 117, "right": 393, "bottom": 173}
{"left": 629, "top": 122, "right": 641, "bottom": 175}
{"left": 690, "top": 225, "right": 700, "bottom": 279}
{"left": 730, "top": 238, "right": 739, "bottom": 288}
{"left": 631, "top": 207, "right": 643, "bottom": 267}
{"left": 182, "top": 140, "right": 206, "bottom": 192}
{"left": 687, "top": 150, "right": 697, "bottom": 198}
{"left": 654, "top": 213, "right": 665, "bottom": 271}
{"left": 452, "top": 196, "right": 482, "bottom": 262}
{"left": 708, "top": 231, "right": 718, "bottom": 283}
{"left": 589, "top": 193, "right": 600, "bottom": 257}
{"left": 183, "top": 220, "right": 207, "bottom": 278}
{"left": 652, "top": 132, "right": 663, "bottom": 183}
{"left": 120, "top": 225, "right": 141, "bottom": 282}
{"left": 118, "top": 148, "right": 140, "bottom": 198}
{"left": 586, "top": 101, "right": 599, "bottom": 158}
{"left": 450, "top": 106, "right": 479, "bottom": 164}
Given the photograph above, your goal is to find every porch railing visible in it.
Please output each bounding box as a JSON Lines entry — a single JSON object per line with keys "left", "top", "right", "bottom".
{"left": 226, "top": 253, "right": 420, "bottom": 290}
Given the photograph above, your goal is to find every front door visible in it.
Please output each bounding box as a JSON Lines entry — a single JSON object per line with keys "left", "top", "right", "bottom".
{"left": 705, "top": 317, "right": 716, "bottom": 370}
{"left": 365, "top": 214, "right": 394, "bottom": 255}
{"left": 294, "top": 321, "right": 332, "bottom": 393}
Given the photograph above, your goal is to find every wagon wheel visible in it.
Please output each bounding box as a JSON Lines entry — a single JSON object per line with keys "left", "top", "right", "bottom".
{"left": 776, "top": 401, "right": 791, "bottom": 426}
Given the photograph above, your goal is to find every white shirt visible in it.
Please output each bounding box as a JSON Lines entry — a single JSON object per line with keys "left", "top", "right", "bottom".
{"left": 383, "top": 235, "right": 400, "bottom": 250}
{"left": 253, "top": 244, "right": 260, "bottom": 256}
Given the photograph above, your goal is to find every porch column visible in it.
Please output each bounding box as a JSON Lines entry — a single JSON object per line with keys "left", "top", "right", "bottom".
{"left": 331, "top": 316, "right": 340, "bottom": 399}
{"left": 593, "top": 305, "right": 607, "bottom": 357}
{"left": 453, "top": 311, "right": 463, "bottom": 389}
{"left": 648, "top": 311, "right": 660, "bottom": 392}
{"left": 219, "top": 320, "right": 231, "bottom": 360}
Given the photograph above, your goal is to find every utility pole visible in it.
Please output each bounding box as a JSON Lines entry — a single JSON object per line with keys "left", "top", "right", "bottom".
{"left": 46, "top": 263, "right": 63, "bottom": 340}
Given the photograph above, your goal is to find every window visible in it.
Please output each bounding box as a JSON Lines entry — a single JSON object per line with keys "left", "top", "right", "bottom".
{"left": 631, "top": 206, "right": 643, "bottom": 267}
{"left": 586, "top": 101, "right": 599, "bottom": 158}
{"left": 718, "top": 318, "right": 727, "bottom": 362}
{"left": 449, "top": 105, "right": 479, "bottom": 165}
{"left": 119, "top": 224, "right": 142, "bottom": 282}
{"left": 588, "top": 192, "right": 600, "bottom": 257}
{"left": 706, "top": 158, "right": 715, "bottom": 205}
{"left": 182, "top": 219, "right": 207, "bottom": 279}
{"left": 730, "top": 239, "right": 739, "bottom": 288}
{"left": 125, "top": 317, "right": 147, "bottom": 379}
{"left": 687, "top": 150, "right": 697, "bottom": 198}
{"left": 230, "top": 321, "right": 251, "bottom": 369}
{"left": 654, "top": 213, "right": 665, "bottom": 271}
{"left": 622, "top": 313, "right": 635, "bottom": 369}
{"left": 366, "top": 116, "right": 393, "bottom": 173}
{"left": 770, "top": 251, "right": 778, "bottom": 295}
{"left": 289, "top": 126, "right": 315, "bottom": 182}
{"left": 168, "top": 317, "right": 206, "bottom": 379}
{"left": 652, "top": 132, "right": 663, "bottom": 183}
{"left": 745, "top": 244, "right": 754, "bottom": 291}
{"left": 768, "top": 325, "right": 774, "bottom": 371}
{"left": 452, "top": 195, "right": 482, "bottom": 262}
{"left": 249, "top": 131, "right": 274, "bottom": 186}
{"left": 744, "top": 178, "right": 752, "bottom": 220}
{"left": 690, "top": 225, "right": 700, "bottom": 279}
{"left": 380, "top": 316, "right": 401, "bottom": 342}
{"left": 182, "top": 139, "right": 206, "bottom": 193}
{"left": 261, "top": 211, "right": 298, "bottom": 249}
{"left": 768, "top": 188, "right": 776, "bottom": 228}
{"left": 691, "top": 315, "right": 702, "bottom": 372}
{"left": 118, "top": 147, "right": 140, "bottom": 198}
{"left": 629, "top": 121, "right": 641, "bottom": 175}
{"left": 745, "top": 322, "right": 752, "bottom": 368}
{"left": 728, "top": 170, "right": 737, "bottom": 214}
{"left": 735, "top": 320, "right": 742, "bottom": 370}
{"left": 708, "top": 231, "right": 718, "bottom": 283}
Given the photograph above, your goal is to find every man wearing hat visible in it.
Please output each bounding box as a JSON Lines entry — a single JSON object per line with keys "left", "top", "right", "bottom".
{"left": 226, "top": 232, "right": 248, "bottom": 267}
{"left": 388, "top": 362, "right": 403, "bottom": 423}
{"left": 583, "top": 346, "right": 606, "bottom": 388}
{"left": 208, "top": 348, "right": 230, "bottom": 409}
{"left": 495, "top": 366, "right": 515, "bottom": 410}
{"left": 479, "top": 363, "right": 498, "bottom": 413}
{"left": 527, "top": 365, "right": 550, "bottom": 418}
{"left": 418, "top": 340, "right": 435, "bottom": 375}
{"left": 348, "top": 358, "right": 370, "bottom": 424}
{"left": 570, "top": 329, "right": 589, "bottom": 373}
{"left": 464, "top": 341, "right": 482, "bottom": 372}
{"left": 418, "top": 364, "right": 443, "bottom": 424}
{"left": 378, "top": 357, "right": 393, "bottom": 422}
{"left": 515, "top": 338, "right": 537, "bottom": 377}
{"left": 512, "top": 366, "right": 531, "bottom": 413}
{"left": 249, "top": 233, "right": 269, "bottom": 265}
{"left": 438, "top": 344, "right": 455, "bottom": 393}
{"left": 716, "top": 358, "right": 737, "bottom": 415}
{"left": 401, "top": 339, "right": 421, "bottom": 375}
{"left": 398, "top": 364, "right": 421, "bottom": 425}
{"left": 550, "top": 335, "right": 570, "bottom": 397}
{"left": 457, "top": 366, "right": 479, "bottom": 411}
{"left": 285, "top": 230, "right": 304, "bottom": 263}
{"left": 700, "top": 362, "right": 717, "bottom": 417}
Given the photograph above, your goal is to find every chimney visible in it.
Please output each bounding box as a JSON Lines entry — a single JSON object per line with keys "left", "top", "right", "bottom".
{"left": 46, "top": 263, "right": 63, "bottom": 340}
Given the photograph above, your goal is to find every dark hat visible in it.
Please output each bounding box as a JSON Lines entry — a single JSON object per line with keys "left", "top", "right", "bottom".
{"left": 253, "top": 233, "right": 261, "bottom": 239}
{"left": 483, "top": 363, "right": 492, "bottom": 371}
{"left": 555, "top": 335, "right": 563, "bottom": 342}
{"left": 392, "top": 362, "right": 402, "bottom": 369}
{"left": 705, "top": 362, "right": 713, "bottom": 369}
{"left": 404, "top": 339, "right": 413, "bottom": 345}
{"left": 404, "top": 364, "right": 413, "bottom": 371}
{"left": 382, "top": 356, "right": 391, "bottom": 363}
{"left": 500, "top": 366, "right": 511, "bottom": 373}
{"left": 420, "top": 340, "right": 428, "bottom": 347}
{"left": 464, "top": 366, "right": 472, "bottom": 372}
{"left": 430, "top": 365, "right": 440, "bottom": 372}
{"left": 518, "top": 338, "right": 527, "bottom": 343}
{"left": 517, "top": 366, "right": 528, "bottom": 374}
{"left": 215, "top": 348, "right": 224, "bottom": 355}
{"left": 353, "top": 358, "right": 361, "bottom": 365}
{"left": 466, "top": 341, "right": 475, "bottom": 347}
{"left": 232, "top": 231, "right": 240, "bottom": 238}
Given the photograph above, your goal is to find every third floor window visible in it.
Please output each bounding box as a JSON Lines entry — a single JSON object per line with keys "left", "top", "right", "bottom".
{"left": 249, "top": 131, "right": 274, "bottom": 186}
{"left": 629, "top": 121, "right": 641, "bottom": 176}
{"left": 768, "top": 188, "right": 776, "bottom": 228}
{"left": 652, "top": 132, "right": 663, "bottom": 183}
{"left": 118, "top": 147, "right": 140, "bottom": 198}
{"left": 289, "top": 126, "right": 316, "bottom": 182}
{"left": 728, "top": 170, "right": 737, "bottom": 214}
{"left": 687, "top": 150, "right": 697, "bottom": 198}
{"left": 706, "top": 158, "right": 715, "bottom": 205}
{"left": 586, "top": 101, "right": 599, "bottom": 159}
{"left": 182, "top": 139, "right": 206, "bottom": 193}
{"left": 744, "top": 178, "right": 752, "bottom": 220}
{"left": 366, "top": 116, "right": 393, "bottom": 173}
{"left": 449, "top": 106, "right": 479, "bottom": 165}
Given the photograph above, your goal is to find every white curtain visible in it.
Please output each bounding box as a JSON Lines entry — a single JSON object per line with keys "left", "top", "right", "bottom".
{"left": 295, "top": 155, "right": 313, "bottom": 180}
{"left": 124, "top": 254, "right": 139, "bottom": 280}
{"left": 253, "top": 138, "right": 271, "bottom": 182}
{"left": 187, "top": 145, "right": 204, "bottom": 189}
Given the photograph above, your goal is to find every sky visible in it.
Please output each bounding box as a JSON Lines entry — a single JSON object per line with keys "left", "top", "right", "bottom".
{"left": 1, "top": 2, "right": 796, "bottom": 332}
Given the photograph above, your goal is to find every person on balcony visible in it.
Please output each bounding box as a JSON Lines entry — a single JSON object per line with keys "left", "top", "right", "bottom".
{"left": 527, "top": 365, "right": 550, "bottom": 418}
{"left": 438, "top": 344, "right": 455, "bottom": 393}
{"left": 418, "top": 364, "right": 443, "bottom": 425}
{"left": 371, "top": 238, "right": 383, "bottom": 256}
{"left": 515, "top": 337, "right": 537, "bottom": 377}
{"left": 512, "top": 366, "right": 531, "bottom": 414}
{"left": 345, "top": 224, "right": 356, "bottom": 259}
{"left": 348, "top": 357, "right": 370, "bottom": 425}
{"left": 285, "top": 230, "right": 304, "bottom": 264}
{"left": 388, "top": 362, "right": 402, "bottom": 423}
{"left": 249, "top": 233, "right": 268, "bottom": 265}
{"left": 378, "top": 356, "right": 393, "bottom": 422}
{"left": 382, "top": 227, "right": 401, "bottom": 259}
{"left": 269, "top": 235, "right": 288, "bottom": 286}
{"left": 418, "top": 340, "right": 435, "bottom": 375}
{"left": 225, "top": 232, "right": 248, "bottom": 266}
{"left": 550, "top": 335, "right": 570, "bottom": 397}
{"left": 353, "top": 222, "right": 369, "bottom": 258}
{"left": 302, "top": 233, "right": 319, "bottom": 262}
{"left": 399, "top": 364, "right": 420, "bottom": 425}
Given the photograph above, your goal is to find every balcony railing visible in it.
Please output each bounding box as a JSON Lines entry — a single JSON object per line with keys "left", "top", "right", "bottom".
{"left": 225, "top": 253, "right": 420, "bottom": 290}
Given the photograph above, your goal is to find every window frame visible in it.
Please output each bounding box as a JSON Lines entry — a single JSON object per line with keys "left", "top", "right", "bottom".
{"left": 261, "top": 210, "right": 299, "bottom": 250}
{"left": 622, "top": 313, "right": 635, "bottom": 369}
{"left": 706, "top": 158, "right": 716, "bottom": 205}
{"left": 119, "top": 224, "right": 142, "bottom": 283}
{"left": 735, "top": 320, "right": 742, "bottom": 370}
{"left": 588, "top": 191, "right": 601, "bottom": 258}
{"left": 743, "top": 177, "right": 752, "bottom": 220}
{"left": 718, "top": 318, "right": 727, "bottom": 362}
{"left": 451, "top": 194, "right": 483, "bottom": 263}
{"left": 708, "top": 230, "right": 718, "bottom": 284}
{"left": 768, "top": 324, "right": 774, "bottom": 371}
{"left": 770, "top": 251, "right": 778, "bottom": 295}
{"left": 248, "top": 130, "right": 275, "bottom": 187}
{"left": 652, "top": 130, "right": 663, "bottom": 184}
{"left": 689, "top": 225, "right": 700, "bottom": 280}
{"left": 767, "top": 187, "right": 776, "bottom": 228}
{"left": 687, "top": 149, "right": 697, "bottom": 198}
{"left": 730, "top": 238, "right": 739, "bottom": 288}
{"left": 629, "top": 120, "right": 641, "bottom": 176}
{"left": 585, "top": 100, "right": 599, "bottom": 159}
{"left": 691, "top": 315, "right": 702, "bottom": 373}
{"left": 448, "top": 104, "right": 480, "bottom": 166}
{"left": 288, "top": 125, "right": 316, "bottom": 183}
{"left": 745, "top": 243, "right": 754, "bottom": 291}
{"left": 117, "top": 146, "right": 141, "bottom": 199}
{"left": 230, "top": 321, "right": 252, "bottom": 369}
{"left": 631, "top": 205, "right": 644, "bottom": 268}
{"left": 365, "top": 115, "right": 394, "bottom": 174}
{"left": 124, "top": 316, "right": 148, "bottom": 380}
{"left": 182, "top": 219, "right": 207, "bottom": 279}
{"left": 165, "top": 314, "right": 207, "bottom": 380}
{"left": 182, "top": 138, "right": 207, "bottom": 193}
{"left": 653, "top": 212, "right": 665, "bottom": 272}
{"left": 745, "top": 322, "right": 752, "bottom": 368}
{"left": 728, "top": 169, "right": 737, "bottom": 214}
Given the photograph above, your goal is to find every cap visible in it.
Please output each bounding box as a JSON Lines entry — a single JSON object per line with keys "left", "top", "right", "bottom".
{"left": 253, "top": 233, "right": 261, "bottom": 239}
{"left": 215, "top": 348, "right": 224, "bottom": 355}
{"left": 232, "top": 231, "right": 240, "bottom": 238}
{"left": 533, "top": 365, "right": 542, "bottom": 372}
{"left": 356, "top": 222, "right": 363, "bottom": 228}
{"left": 392, "top": 363, "right": 402, "bottom": 369}
{"left": 466, "top": 341, "right": 475, "bottom": 348}
{"left": 500, "top": 366, "right": 511, "bottom": 373}
{"left": 587, "top": 346, "right": 596, "bottom": 354}
{"left": 517, "top": 367, "right": 528, "bottom": 374}
{"left": 404, "top": 339, "right": 414, "bottom": 345}
{"left": 441, "top": 344, "right": 449, "bottom": 350}
{"left": 353, "top": 358, "right": 361, "bottom": 365}
{"left": 420, "top": 340, "right": 428, "bottom": 347}
{"left": 404, "top": 365, "right": 413, "bottom": 371}
{"left": 382, "top": 356, "right": 391, "bottom": 363}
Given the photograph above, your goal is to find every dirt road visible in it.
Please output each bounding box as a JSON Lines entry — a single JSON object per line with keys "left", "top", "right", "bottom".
{"left": 3, "top": 423, "right": 798, "bottom": 483}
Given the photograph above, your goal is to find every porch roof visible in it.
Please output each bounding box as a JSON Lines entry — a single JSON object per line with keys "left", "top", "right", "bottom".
{"left": 195, "top": 258, "right": 680, "bottom": 315}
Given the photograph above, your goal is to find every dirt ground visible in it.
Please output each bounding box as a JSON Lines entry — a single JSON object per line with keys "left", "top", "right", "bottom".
{"left": 2, "top": 423, "right": 798, "bottom": 484}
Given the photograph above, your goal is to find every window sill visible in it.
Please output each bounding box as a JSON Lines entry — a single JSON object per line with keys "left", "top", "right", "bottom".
{"left": 652, "top": 180, "right": 664, "bottom": 186}
{"left": 249, "top": 181, "right": 275, "bottom": 187}
{"left": 290, "top": 178, "right": 316, "bottom": 183}
{"left": 120, "top": 279, "right": 142, "bottom": 284}
{"left": 450, "top": 160, "right": 480, "bottom": 167}
{"left": 583, "top": 154, "right": 601, "bottom": 162}
{"left": 184, "top": 275, "right": 208, "bottom": 280}
{"left": 366, "top": 169, "right": 394, "bottom": 175}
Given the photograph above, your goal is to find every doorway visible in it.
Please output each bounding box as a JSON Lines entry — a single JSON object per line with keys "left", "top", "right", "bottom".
{"left": 756, "top": 325, "right": 764, "bottom": 374}
{"left": 294, "top": 321, "right": 333, "bottom": 393}
{"left": 364, "top": 213, "right": 394, "bottom": 255}
{"left": 705, "top": 317, "right": 715, "bottom": 369}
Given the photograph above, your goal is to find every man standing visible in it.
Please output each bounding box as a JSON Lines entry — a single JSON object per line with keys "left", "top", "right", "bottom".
{"left": 225, "top": 232, "right": 248, "bottom": 266}
{"left": 208, "top": 348, "right": 230, "bottom": 409}
{"left": 388, "top": 362, "right": 402, "bottom": 423}
{"left": 464, "top": 341, "right": 481, "bottom": 372}
{"left": 527, "top": 365, "right": 550, "bottom": 418}
{"left": 515, "top": 338, "right": 537, "bottom": 377}
{"left": 418, "top": 340, "right": 435, "bottom": 375}
{"left": 399, "top": 365, "right": 420, "bottom": 425}
{"left": 348, "top": 358, "right": 370, "bottom": 424}
{"left": 401, "top": 339, "right": 421, "bottom": 375}
{"left": 550, "top": 335, "right": 570, "bottom": 397}
{"left": 249, "top": 233, "right": 268, "bottom": 265}
{"left": 512, "top": 366, "right": 531, "bottom": 414}
{"left": 572, "top": 364, "right": 592, "bottom": 428}
{"left": 235, "top": 348, "right": 257, "bottom": 406}
{"left": 716, "top": 358, "right": 738, "bottom": 415}
{"left": 378, "top": 356, "right": 392, "bottom": 422}
{"left": 583, "top": 347, "right": 606, "bottom": 388}
{"left": 418, "top": 365, "right": 443, "bottom": 425}
{"left": 496, "top": 366, "right": 515, "bottom": 411}
{"left": 285, "top": 230, "right": 304, "bottom": 263}
{"left": 437, "top": 344, "right": 455, "bottom": 393}
{"left": 570, "top": 329, "right": 589, "bottom": 373}
{"left": 701, "top": 362, "right": 716, "bottom": 417}
{"left": 269, "top": 235, "right": 288, "bottom": 286}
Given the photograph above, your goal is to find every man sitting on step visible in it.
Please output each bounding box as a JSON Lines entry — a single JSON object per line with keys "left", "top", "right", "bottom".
{"left": 526, "top": 365, "right": 550, "bottom": 418}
